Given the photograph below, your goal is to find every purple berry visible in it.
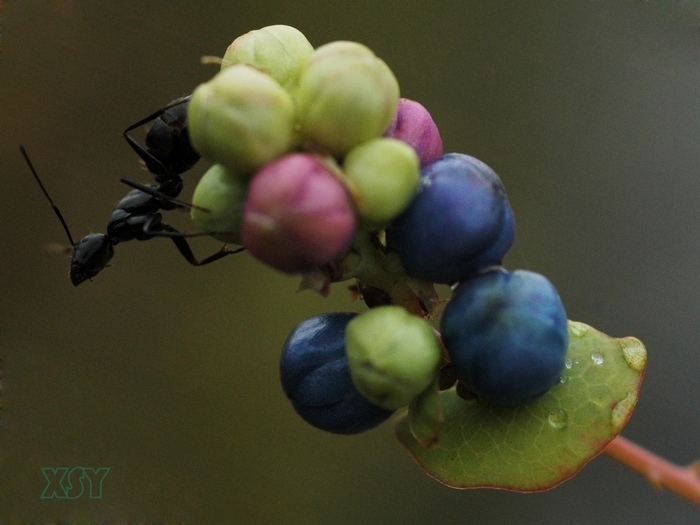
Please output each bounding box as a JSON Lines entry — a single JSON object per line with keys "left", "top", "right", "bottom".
{"left": 242, "top": 153, "right": 357, "bottom": 273}
{"left": 383, "top": 98, "right": 443, "bottom": 168}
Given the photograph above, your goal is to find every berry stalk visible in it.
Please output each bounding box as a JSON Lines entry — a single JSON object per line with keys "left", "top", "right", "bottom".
{"left": 335, "top": 229, "right": 441, "bottom": 318}
{"left": 604, "top": 435, "right": 700, "bottom": 506}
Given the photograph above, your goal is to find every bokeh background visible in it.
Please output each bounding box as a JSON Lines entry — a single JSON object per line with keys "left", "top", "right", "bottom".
{"left": 1, "top": 1, "right": 699, "bottom": 523}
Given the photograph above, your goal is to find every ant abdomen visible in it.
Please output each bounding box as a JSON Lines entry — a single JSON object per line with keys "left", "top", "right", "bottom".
{"left": 125, "top": 96, "right": 200, "bottom": 181}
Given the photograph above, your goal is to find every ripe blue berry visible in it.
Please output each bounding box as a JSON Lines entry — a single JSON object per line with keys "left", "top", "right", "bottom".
{"left": 440, "top": 269, "right": 568, "bottom": 406}
{"left": 386, "top": 153, "right": 515, "bottom": 285}
{"left": 280, "top": 313, "right": 394, "bottom": 434}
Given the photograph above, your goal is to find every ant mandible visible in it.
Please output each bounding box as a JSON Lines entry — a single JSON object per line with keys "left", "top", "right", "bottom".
{"left": 22, "top": 97, "right": 243, "bottom": 286}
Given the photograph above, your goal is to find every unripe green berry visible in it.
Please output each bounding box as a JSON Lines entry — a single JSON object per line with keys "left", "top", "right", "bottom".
{"left": 191, "top": 164, "right": 247, "bottom": 245}
{"left": 309, "top": 39, "right": 375, "bottom": 62}
{"left": 345, "top": 306, "right": 441, "bottom": 410}
{"left": 343, "top": 137, "right": 420, "bottom": 227}
{"left": 188, "top": 64, "right": 298, "bottom": 172}
{"left": 222, "top": 25, "right": 314, "bottom": 94}
{"left": 296, "top": 41, "right": 400, "bottom": 157}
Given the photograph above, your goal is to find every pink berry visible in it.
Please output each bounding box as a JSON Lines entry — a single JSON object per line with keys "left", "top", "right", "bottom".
{"left": 383, "top": 98, "right": 443, "bottom": 168}
{"left": 243, "top": 153, "right": 357, "bottom": 273}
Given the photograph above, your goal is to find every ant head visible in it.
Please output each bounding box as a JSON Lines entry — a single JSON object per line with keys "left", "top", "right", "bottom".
{"left": 22, "top": 146, "right": 114, "bottom": 287}
{"left": 70, "top": 234, "right": 114, "bottom": 286}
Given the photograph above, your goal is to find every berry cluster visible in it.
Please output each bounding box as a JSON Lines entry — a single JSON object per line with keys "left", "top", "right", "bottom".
{"left": 188, "top": 25, "right": 569, "bottom": 435}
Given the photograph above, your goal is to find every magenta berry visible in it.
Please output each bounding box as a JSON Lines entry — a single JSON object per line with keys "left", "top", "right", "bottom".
{"left": 383, "top": 98, "right": 443, "bottom": 168}
{"left": 242, "top": 153, "right": 357, "bottom": 273}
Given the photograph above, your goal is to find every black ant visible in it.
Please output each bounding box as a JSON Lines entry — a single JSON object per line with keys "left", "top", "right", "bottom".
{"left": 22, "top": 97, "right": 243, "bottom": 286}
{"left": 122, "top": 95, "right": 200, "bottom": 183}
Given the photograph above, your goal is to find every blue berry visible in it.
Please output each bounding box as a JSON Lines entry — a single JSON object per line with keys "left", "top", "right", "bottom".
{"left": 386, "top": 153, "right": 515, "bottom": 285}
{"left": 280, "top": 313, "right": 394, "bottom": 434}
{"left": 440, "top": 269, "right": 568, "bottom": 406}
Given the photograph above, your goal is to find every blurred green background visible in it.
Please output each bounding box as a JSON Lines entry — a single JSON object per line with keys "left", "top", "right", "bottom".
{"left": 1, "top": 1, "right": 699, "bottom": 523}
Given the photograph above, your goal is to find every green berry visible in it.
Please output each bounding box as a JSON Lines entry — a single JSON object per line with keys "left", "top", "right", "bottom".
{"left": 221, "top": 25, "right": 314, "bottom": 94}
{"left": 345, "top": 306, "right": 441, "bottom": 410}
{"left": 343, "top": 137, "right": 420, "bottom": 227}
{"left": 191, "top": 164, "right": 247, "bottom": 245}
{"left": 309, "top": 39, "right": 375, "bottom": 62}
{"left": 188, "top": 64, "right": 298, "bottom": 172}
{"left": 296, "top": 41, "right": 400, "bottom": 158}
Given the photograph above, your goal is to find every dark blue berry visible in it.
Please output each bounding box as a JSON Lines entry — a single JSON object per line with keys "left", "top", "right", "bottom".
{"left": 440, "top": 269, "right": 568, "bottom": 406}
{"left": 280, "top": 312, "right": 394, "bottom": 434}
{"left": 386, "top": 153, "right": 515, "bottom": 285}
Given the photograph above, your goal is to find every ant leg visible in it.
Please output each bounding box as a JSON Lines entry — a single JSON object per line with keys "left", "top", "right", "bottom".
{"left": 142, "top": 216, "right": 243, "bottom": 242}
{"left": 123, "top": 96, "right": 191, "bottom": 135}
{"left": 140, "top": 216, "right": 245, "bottom": 265}
{"left": 119, "top": 177, "right": 209, "bottom": 212}
{"left": 160, "top": 223, "right": 245, "bottom": 266}
{"left": 123, "top": 131, "right": 168, "bottom": 178}
{"left": 122, "top": 96, "right": 192, "bottom": 177}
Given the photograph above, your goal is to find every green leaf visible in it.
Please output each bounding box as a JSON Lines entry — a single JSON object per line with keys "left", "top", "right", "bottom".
{"left": 394, "top": 321, "right": 647, "bottom": 491}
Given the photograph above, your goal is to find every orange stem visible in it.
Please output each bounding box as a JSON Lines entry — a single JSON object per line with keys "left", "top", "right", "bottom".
{"left": 604, "top": 435, "right": 700, "bottom": 506}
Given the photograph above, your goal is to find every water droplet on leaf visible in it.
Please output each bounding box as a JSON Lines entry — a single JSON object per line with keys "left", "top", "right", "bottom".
{"left": 611, "top": 392, "right": 637, "bottom": 434}
{"left": 569, "top": 322, "right": 588, "bottom": 337}
{"left": 564, "top": 358, "right": 573, "bottom": 369}
{"left": 620, "top": 338, "right": 646, "bottom": 371}
{"left": 548, "top": 409, "right": 568, "bottom": 429}
{"left": 591, "top": 352, "right": 604, "bottom": 365}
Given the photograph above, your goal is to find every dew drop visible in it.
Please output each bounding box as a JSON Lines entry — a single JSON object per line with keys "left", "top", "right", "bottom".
{"left": 564, "top": 358, "right": 573, "bottom": 370}
{"left": 611, "top": 392, "right": 636, "bottom": 434}
{"left": 569, "top": 322, "right": 588, "bottom": 337}
{"left": 559, "top": 376, "right": 568, "bottom": 384}
{"left": 591, "top": 352, "right": 604, "bottom": 365}
{"left": 548, "top": 409, "right": 568, "bottom": 429}
{"left": 620, "top": 339, "right": 647, "bottom": 371}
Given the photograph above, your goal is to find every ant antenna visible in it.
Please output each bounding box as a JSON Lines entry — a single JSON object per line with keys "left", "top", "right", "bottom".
{"left": 20, "top": 145, "right": 77, "bottom": 247}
